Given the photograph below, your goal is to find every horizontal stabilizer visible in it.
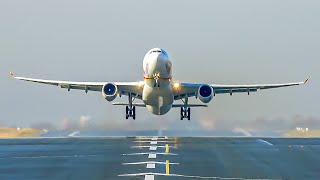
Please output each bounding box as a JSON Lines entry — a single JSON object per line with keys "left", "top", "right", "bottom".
{"left": 112, "top": 102, "right": 146, "bottom": 107}
{"left": 112, "top": 102, "right": 207, "bottom": 108}
{"left": 172, "top": 104, "right": 208, "bottom": 108}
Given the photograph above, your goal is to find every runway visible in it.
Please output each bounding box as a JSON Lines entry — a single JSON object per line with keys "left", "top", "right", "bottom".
{"left": 0, "top": 136, "right": 319, "bottom": 180}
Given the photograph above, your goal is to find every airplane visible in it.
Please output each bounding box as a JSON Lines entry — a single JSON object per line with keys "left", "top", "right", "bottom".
{"left": 10, "top": 48, "right": 309, "bottom": 120}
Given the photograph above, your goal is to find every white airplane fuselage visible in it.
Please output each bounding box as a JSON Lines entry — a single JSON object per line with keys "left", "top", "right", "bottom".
{"left": 142, "top": 48, "right": 173, "bottom": 115}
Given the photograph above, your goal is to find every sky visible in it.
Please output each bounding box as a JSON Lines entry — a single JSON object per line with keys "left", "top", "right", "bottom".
{"left": 0, "top": 0, "right": 319, "bottom": 133}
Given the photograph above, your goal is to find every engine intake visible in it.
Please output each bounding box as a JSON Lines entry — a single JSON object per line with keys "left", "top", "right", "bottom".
{"left": 102, "top": 83, "right": 118, "bottom": 101}
{"left": 198, "top": 85, "right": 213, "bottom": 103}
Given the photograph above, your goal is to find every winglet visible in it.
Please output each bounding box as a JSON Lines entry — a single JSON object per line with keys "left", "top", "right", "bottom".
{"left": 9, "top": 71, "right": 15, "bottom": 77}
{"left": 304, "top": 77, "right": 310, "bottom": 84}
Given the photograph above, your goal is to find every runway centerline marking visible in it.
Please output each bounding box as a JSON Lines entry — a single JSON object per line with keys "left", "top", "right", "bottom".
{"left": 150, "top": 141, "right": 157, "bottom": 145}
{"left": 149, "top": 146, "right": 157, "bottom": 151}
{"left": 147, "top": 163, "right": 156, "bottom": 169}
{"left": 144, "top": 175, "right": 154, "bottom": 180}
{"left": 148, "top": 154, "right": 157, "bottom": 159}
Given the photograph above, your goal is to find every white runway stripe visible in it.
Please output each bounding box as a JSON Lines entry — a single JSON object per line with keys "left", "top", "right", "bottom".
{"left": 123, "top": 152, "right": 177, "bottom": 156}
{"left": 123, "top": 161, "right": 179, "bottom": 165}
{"left": 68, "top": 131, "right": 79, "bottom": 137}
{"left": 258, "top": 139, "right": 274, "bottom": 146}
{"left": 144, "top": 175, "right": 154, "bottom": 180}
{"left": 148, "top": 154, "right": 157, "bottom": 159}
{"left": 146, "top": 163, "right": 155, "bottom": 169}
{"left": 149, "top": 146, "right": 157, "bottom": 150}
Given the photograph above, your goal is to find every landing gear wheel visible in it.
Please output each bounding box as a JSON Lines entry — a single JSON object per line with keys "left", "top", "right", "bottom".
{"left": 125, "top": 106, "right": 129, "bottom": 119}
{"left": 133, "top": 106, "right": 136, "bottom": 120}
{"left": 180, "top": 107, "right": 191, "bottom": 120}
{"left": 180, "top": 107, "right": 184, "bottom": 120}
{"left": 125, "top": 106, "right": 136, "bottom": 119}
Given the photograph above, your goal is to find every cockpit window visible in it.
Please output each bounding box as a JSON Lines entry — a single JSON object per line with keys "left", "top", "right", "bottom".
{"left": 150, "top": 50, "right": 162, "bottom": 54}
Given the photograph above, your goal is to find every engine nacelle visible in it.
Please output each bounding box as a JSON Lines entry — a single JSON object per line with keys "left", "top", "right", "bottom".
{"left": 198, "top": 84, "right": 213, "bottom": 103}
{"left": 102, "top": 83, "right": 118, "bottom": 102}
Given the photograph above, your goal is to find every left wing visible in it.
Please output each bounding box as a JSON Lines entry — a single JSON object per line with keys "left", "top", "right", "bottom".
{"left": 10, "top": 72, "right": 144, "bottom": 99}
{"left": 174, "top": 77, "right": 309, "bottom": 100}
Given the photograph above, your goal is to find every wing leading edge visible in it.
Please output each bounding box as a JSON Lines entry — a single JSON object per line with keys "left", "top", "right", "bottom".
{"left": 10, "top": 72, "right": 143, "bottom": 98}
{"left": 174, "top": 77, "right": 309, "bottom": 100}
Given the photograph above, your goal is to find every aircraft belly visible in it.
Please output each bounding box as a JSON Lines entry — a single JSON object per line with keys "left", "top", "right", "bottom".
{"left": 142, "top": 85, "right": 173, "bottom": 115}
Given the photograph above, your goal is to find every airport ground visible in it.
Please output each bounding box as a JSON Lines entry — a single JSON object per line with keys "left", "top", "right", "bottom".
{"left": 0, "top": 134, "right": 319, "bottom": 180}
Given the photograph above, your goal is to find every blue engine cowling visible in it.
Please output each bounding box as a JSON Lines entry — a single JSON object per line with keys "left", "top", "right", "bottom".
{"left": 198, "top": 84, "right": 213, "bottom": 103}
{"left": 102, "top": 83, "right": 118, "bottom": 101}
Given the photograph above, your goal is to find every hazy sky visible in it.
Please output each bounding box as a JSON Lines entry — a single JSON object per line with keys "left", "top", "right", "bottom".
{"left": 0, "top": 0, "right": 319, "bottom": 131}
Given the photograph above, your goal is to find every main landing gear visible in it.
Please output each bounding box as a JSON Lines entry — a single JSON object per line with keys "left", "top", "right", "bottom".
{"left": 180, "top": 107, "right": 191, "bottom": 121}
{"left": 180, "top": 95, "right": 191, "bottom": 121}
{"left": 126, "top": 106, "right": 136, "bottom": 120}
{"left": 125, "top": 93, "right": 136, "bottom": 120}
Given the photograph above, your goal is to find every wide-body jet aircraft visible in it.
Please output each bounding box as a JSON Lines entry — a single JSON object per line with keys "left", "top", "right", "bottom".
{"left": 10, "top": 48, "right": 309, "bottom": 120}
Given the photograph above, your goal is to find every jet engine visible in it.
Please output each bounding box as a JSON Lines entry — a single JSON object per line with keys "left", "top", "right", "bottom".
{"left": 102, "top": 83, "right": 118, "bottom": 101}
{"left": 198, "top": 84, "right": 213, "bottom": 103}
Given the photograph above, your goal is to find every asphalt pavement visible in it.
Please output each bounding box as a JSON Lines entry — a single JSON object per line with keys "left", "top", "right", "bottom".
{"left": 0, "top": 136, "right": 319, "bottom": 180}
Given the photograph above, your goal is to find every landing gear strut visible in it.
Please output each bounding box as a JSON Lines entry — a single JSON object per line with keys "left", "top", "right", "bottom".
{"left": 126, "top": 93, "right": 136, "bottom": 120}
{"left": 180, "top": 95, "right": 191, "bottom": 120}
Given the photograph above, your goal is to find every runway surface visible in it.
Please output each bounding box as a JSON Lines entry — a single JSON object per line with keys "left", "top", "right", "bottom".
{"left": 0, "top": 136, "right": 319, "bottom": 180}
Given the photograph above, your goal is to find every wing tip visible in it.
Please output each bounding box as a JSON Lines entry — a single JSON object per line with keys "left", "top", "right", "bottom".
{"left": 9, "top": 71, "right": 15, "bottom": 77}
{"left": 304, "top": 76, "right": 310, "bottom": 84}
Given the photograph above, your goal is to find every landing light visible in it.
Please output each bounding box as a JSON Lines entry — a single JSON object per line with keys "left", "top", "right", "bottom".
{"left": 173, "top": 82, "right": 181, "bottom": 89}
{"left": 138, "top": 81, "right": 145, "bottom": 87}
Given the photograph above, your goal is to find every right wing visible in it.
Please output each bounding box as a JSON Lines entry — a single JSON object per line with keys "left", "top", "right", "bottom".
{"left": 10, "top": 72, "right": 144, "bottom": 99}
{"left": 174, "top": 77, "right": 309, "bottom": 100}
